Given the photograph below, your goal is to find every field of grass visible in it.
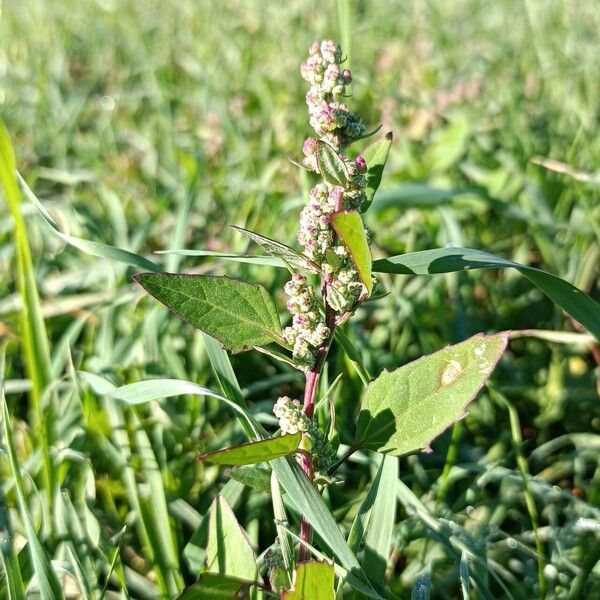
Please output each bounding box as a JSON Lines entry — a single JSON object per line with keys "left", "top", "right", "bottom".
{"left": 1, "top": 1, "right": 599, "bottom": 598}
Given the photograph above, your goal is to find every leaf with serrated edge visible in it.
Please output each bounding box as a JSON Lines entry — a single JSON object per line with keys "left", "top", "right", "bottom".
{"left": 330, "top": 210, "right": 373, "bottom": 296}
{"left": 199, "top": 433, "right": 301, "bottom": 466}
{"left": 135, "top": 273, "right": 285, "bottom": 353}
{"left": 206, "top": 496, "right": 256, "bottom": 580}
{"left": 355, "top": 333, "right": 508, "bottom": 455}
{"left": 317, "top": 140, "right": 349, "bottom": 187}
{"left": 232, "top": 226, "right": 319, "bottom": 273}
{"left": 282, "top": 561, "right": 335, "bottom": 600}
{"left": 361, "top": 132, "right": 392, "bottom": 211}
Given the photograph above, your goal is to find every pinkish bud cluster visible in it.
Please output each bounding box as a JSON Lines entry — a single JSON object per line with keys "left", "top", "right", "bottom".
{"left": 300, "top": 40, "right": 365, "bottom": 148}
{"left": 297, "top": 183, "right": 335, "bottom": 262}
{"left": 282, "top": 274, "right": 330, "bottom": 368}
{"left": 284, "top": 41, "right": 375, "bottom": 369}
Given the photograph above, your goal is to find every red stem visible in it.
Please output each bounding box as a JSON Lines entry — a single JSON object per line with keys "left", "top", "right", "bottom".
{"left": 298, "top": 268, "right": 339, "bottom": 559}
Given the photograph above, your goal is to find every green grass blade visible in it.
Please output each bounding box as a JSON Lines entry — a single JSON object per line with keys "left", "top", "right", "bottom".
{"left": 0, "top": 397, "right": 64, "bottom": 599}
{"left": 157, "top": 249, "right": 286, "bottom": 268}
{"left": 132, "top": 412, "right": 184, "bottom": 595}
{"left": 373, "top": 247, "right": 600, "bottom": 341}
{"left": 0, "top": 122, "right": 54, "bottom": 501}
{"left": 18, "top": 173, "right": 162, "bottom": 272}
{"left": 359, "top": 455, "right": 398, "bottom": 589}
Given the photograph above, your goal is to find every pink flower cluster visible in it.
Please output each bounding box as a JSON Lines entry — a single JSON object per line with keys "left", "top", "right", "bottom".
{"left": 300, "top": 40, "right": 365, "bottom": 149}
{"left": 284, "top": 41, "right": 375, "bottom": 368}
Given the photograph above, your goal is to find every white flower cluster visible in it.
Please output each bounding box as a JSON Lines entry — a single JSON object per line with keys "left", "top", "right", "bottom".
{"left": 273, "top": 396, "right": 310, "bottom": 435}
{"left": 282, "top": 274, "right": 330, "bottom": 368}
{"left": 273, "top": 396, "right": 335, "bottom": 470}
{"left": 300, "top": 40, "right": 365, "bottom": 148}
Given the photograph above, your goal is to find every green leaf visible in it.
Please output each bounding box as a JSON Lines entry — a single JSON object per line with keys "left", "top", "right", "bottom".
{"left": 20, "top": 173, "right": 162, "bottom": 272}
{"left": 373, "top": 247, "right": 600, "bottom": 342}
{"left": 183, "top": 480, "right": 246, "bottom": 574}
{"left": 354, "top": 333, "right": 508, "bottom": 455}
{"left": 200, "top": 337, "right": 385, "bottom": 599}
{"left": 361, "top": 132, "right": 392, "bottom": 211}
{"left": 231, "top": 226, "right": 319, "bottom": 273}
{"left": 228, "top": 466, "right": 272, "bottom": 493}
{"left": 176, "top": 573, "right": 252, "bottom": 600}
{"left": 134, "top": 273, "right": 285, "bottom": 352}
{"left": 330, "top": 210, "right": 373, "bottom": 296}
{"left": 0, "top": 395, "right": 65, "bottom": 599}
{"left": 80, "top": 374, "right": 261, "bottom": 439}
{"left": 282, "top": 561, "right": 335, "bottom": 600}
{"left": 206, "top": 496, "right": 257, "bottom": 580}
{"left": 317, "top": 140, "right": 349, "bottom": 187}
{"left": 199, "top": 433, "right": 302, "bottom": 466}
{"left": 423, "top": 117, "right": 470, "bottom": 172}
{"left": 360, "top": 455, "right": 397, "bottom": 588}
{"left": 157, "top": 249, "right": 286, "bottom": 268}
{"left": 0, "top": 122, "right": 54, "bottom": 502}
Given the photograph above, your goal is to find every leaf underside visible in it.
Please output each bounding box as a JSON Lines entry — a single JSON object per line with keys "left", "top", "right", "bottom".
{"left": 199, "top": 432, "right": 302, "bottom": 466}
{"left": 355, "top": 332, "right": 508, "bottom": 455}
{"left": 231, "top": 225, "right": 319, "bottom": 273}
{"left": 134, "top": 273, "right": 284, "bottom": 353}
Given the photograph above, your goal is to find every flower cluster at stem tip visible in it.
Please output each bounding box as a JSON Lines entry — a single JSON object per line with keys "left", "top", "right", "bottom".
{"left": 282, "top": 40, "right": 373, "bottom": 369}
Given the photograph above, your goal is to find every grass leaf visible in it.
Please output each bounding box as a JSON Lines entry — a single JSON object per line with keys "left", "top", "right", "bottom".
{"left": 373, "top": 247, "right": 600, "bottom": 342}
{"left": 231, "top": 225, "right": 319, "bottom": 273}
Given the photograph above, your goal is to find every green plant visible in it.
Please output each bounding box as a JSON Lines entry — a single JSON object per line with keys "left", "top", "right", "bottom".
{"left": 118, "top": 41, "right": 598, "bottom": 597}
{"left": 2, "top": 8, "right": 600, "bottom": 597}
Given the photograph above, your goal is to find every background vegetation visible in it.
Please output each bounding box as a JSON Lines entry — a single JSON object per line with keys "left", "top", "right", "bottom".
{"left": 1, "top": 0, "right": 599, "bottom": 597}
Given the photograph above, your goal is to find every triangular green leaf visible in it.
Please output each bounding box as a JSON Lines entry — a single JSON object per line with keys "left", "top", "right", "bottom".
{"left": 360, "top": 132, "right": 392, "bottom": 212}
{"left": 135, "top": 273, "right": 285, "bottom": 353}
{"left": 355, "top": 333, "right": 508, "bottom": 455}
{"left": 373, "top": 247, "right": 600, "bottom": 342}
{"left": 231, "top": 226, "right": 319, "bottom": 273}
{"left": 206, "top": 496, "right": 256, "bottom": 581}
{"left": 330, "top": 210, "right": 373, "bottom": 296}
{"left": 317, "top": 140, "right": 349, "bottom": 187}
{"left": 199, "top": 433, "right": 302, "bottom": 466}
{"left": 282, "top": 561, "right": 335, "bottom": 600}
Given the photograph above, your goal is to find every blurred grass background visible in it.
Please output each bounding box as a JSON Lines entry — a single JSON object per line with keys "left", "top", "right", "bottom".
{"left": 1, "top": 0, "right": 599, "bottom": 598}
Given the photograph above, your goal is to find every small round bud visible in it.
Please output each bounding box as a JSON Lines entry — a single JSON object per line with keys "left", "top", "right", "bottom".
{"left": 355, "top": 155, "right": 367, "bottom": 172}
{"left": 342, "top": 69, "right": 352, "bottom": 83}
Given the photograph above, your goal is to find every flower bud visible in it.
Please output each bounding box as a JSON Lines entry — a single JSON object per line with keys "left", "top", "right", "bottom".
{"left": 356, "top": 155, "right": 367, "bottom": 172}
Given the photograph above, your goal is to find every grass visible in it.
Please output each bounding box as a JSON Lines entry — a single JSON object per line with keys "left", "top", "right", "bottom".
{"left": 1, "top": 0, "right": 599, "bottom": 597}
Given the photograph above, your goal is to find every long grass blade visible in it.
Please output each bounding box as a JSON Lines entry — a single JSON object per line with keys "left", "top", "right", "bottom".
{"left": 0, "top": 122, "right": 54, "bottom": 502}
